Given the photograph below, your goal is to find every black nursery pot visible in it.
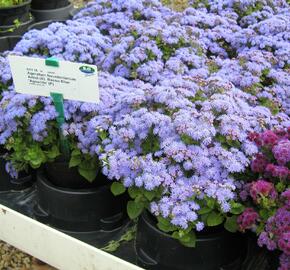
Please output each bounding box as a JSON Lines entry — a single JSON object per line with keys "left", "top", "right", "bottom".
{"left": 34, "top": 170, "right": 127, "bottom": 232}
{"left": 136, "top": 212, "right": 246, "bottom": 270}
{"left": 44, "top": 161, "right": 106, "bottom": 189}
{"left": 0, "top": 16, "right": 35, "bottom": 37}
{"left": 30, "top": 1, "right": 73, "bottom": 22}
{"left": 31, "top": 0, "right": 69, "bottom": 10}
{"left": 0, "top": 0, "right": 31, "bottom": 26}
{"left": 0, "top": 157, "right": 33, "bottom": 192}
{"left": 0, "top": 36, "right": 21, "bottom": 53}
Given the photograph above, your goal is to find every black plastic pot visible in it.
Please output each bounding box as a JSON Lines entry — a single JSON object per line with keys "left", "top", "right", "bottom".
{"left": 31, "top": 2, "right": 73, "bottom": 22}
{"left": 0, "top": 36, "right": 21, "bottom": 52}
{"left": 34, "top": 171, "right": 128, "bottom": 232}
{"left": 44, "top": 161, "right": 105, "bottom": 189}
{"left": 136, "top": 211, "right": 247, "bottom": 270}
{"left": 31, "top": 0, "right": 69, "bottom": 10}
{"left": 0, "top": 157, "right": 33, "bottom": 192}
{"left": 0, "top": 0, "right": 31, "bottom": 26}
{"left": 27, "top": 20, "right": 65, "bottom": 31}
{"left": 241, "top": 233, "right": 279, "bottom": 270}
{"left": 0, "top": 16, "right": 35, "bottom": 37}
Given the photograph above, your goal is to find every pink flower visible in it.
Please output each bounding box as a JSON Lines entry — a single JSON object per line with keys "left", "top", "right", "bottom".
{"left": 251, "top": 153, "right": 269, "bottom": 173}
{"left": 278, "top": 232, "right": 290, "bottom": 256}
{"left": 279, "top": 253, "right": 290, "bottom": 270}
{"left": 272, "top": 139, "right": 290, "bottom": 166}
{"left": 281, "top": 189, "right": 290, "bottom": 207}
{"left": 237, "top": 208, "right": 259, "bottom": 232}
{"left": 248, "top": 132, "right": 262, "bottom": 146}
{"left": 260, "top": 130, "right": 279, "bottom": 147}
{"left": 265, "top": 164, "right": 289, "bottom": 179}
{"left": 250, "top": 180, "right": 277, "bottom": 202}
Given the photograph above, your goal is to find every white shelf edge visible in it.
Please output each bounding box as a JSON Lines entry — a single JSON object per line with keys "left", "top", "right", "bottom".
{"left": 0, "top": 204, "right": 144, "bottom": 270}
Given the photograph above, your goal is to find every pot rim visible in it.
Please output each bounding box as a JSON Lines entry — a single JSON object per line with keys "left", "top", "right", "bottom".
{"left": 0, "top": 16, "right": 34, "bottom": 29}
{"left": 37, "top": 170, "right": 108, "bottom": 194}
{"left": 141, "top": 210, "right": 227, "bottom": 241}
{"left": 30, "top": 2, "right": 73, "bottom": 13}
{"left": 0, "top": 0, "right": 31, "bottom": 10}
{"left": 0, "top": 35, "right": 22, "bottom": 41}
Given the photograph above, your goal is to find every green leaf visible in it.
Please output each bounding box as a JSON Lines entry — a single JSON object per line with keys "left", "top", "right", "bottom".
{"left": 215, "top": 134, "right": 227, "bottom": 144}
{"left": 111, "top": 182, "right": 126, "bottom": 196}
{"left": 69, "top": 155, "right": 82, "bottom": 168}
{"left": 201, "top": 213, "right": 209, "bottom": 223}
{"left": 144, "top": 190, "right": 155, "bottom": 201}
{"left": 259, "top": 209, "right": 270, "bottom": 220}
{"left": 172, "top": 231, "right": 196, "bottom": 248}
{"left": 98, "top": 130, "right": 107, "bottom": 141}
{"left": 224, "top": 216, "right": 238, "bottom": 233}
{"left": 180, "top": 134, "right": 199, "bottom": 145}
{"left": 78, "top": 168, "right": 97, "bottom": 182}
{"left": 198, "top": 207, "right": 212, "bottom": 215}
{"left": 157, "top": 217, "right": 176, "bottom": 233}
{"left": 46, "top": 145, "right": 60, "bottom": 160}
{"left": 230, "top": 202, "right": 245, "bottom": 215}
{"left": 206, "top": 197, "right": 216, "bottom": 209}
{"left": 127, "top": 201, "right": 144, "bottom": 219}
{"left": 207, "top": 212, "right": 224, "bottom": 226}
{"left": 141, "top": 127, "right": 160, "bottom": 154}
{"left": 71, "top": 149, "right": 81, "bottom": 156}
{"left": 128, "top": 187, "right": 141, "bottom": 199}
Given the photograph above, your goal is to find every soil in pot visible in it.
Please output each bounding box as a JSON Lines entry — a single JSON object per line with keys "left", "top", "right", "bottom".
{"left": 0, "top": 0, "right": 31, "bottom": 26}
{"left": 34, "top": 170, "right": 128, "bottom": 232}
{"left": 0, "top": 36, "right": 21, "bottom": 52}
{"left": 0, "top": 157, "right": 33, "bottom": 192}
{"left": 31, "top": 0, "right": 69, "bottom": 10}
{"left": 136, "top": 211, "right": 247, "bottom": 270}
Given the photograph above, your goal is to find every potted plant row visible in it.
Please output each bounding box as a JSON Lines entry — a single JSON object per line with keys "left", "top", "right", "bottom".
{"left": 0, "top": 0, "right": 34, "bottom": 36}
{"left": 0, "top": 0, "right": 289, "bottom": 269}
{"left": 0, "top": 78, "right": 128, "bottom": 236}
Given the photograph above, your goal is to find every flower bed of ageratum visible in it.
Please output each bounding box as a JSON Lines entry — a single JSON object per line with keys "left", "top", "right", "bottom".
{"left": 0, "top": 1, "right": 289, "bottom": 270}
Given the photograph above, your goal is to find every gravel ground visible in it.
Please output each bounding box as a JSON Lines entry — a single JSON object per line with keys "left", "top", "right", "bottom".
{"left": 0, "top": 241, "right": 57, "bottom": 270}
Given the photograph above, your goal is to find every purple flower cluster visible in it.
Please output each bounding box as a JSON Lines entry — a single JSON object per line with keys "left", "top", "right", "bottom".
{"left": 0, "top": 0, "right": 288, "bottom": 245}
{"left": 258, "top": 206, "right": 290, "bottom": 254}
{"left": 239, "top": 128, "right": 289, "bottom": 269}
{"left": 14, "top": 19, "right": 111, "bottom": 66}
{"left": 237, "top": 207, "right": 259, "bottom": 232}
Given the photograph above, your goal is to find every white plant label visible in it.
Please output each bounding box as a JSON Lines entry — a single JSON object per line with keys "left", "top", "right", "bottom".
{"left": 8, "top": 55, "right": 99, "bottom": 103}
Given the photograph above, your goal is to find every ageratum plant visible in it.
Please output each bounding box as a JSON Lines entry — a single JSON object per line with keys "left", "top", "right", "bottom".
{"left": 74, "top": 0, "right": 290, "bottom": 115}
{"left": 237, "top": 129, "right": 289, "bottom": 270}
{"left": 94, "top": 73, "right": 289, "bottom": 247}
{"left": 0, "top": 0, "right": 288, "bottom": 249}
{"left": 0, "top": 19, "right": 112, "bottom": 181}
{"left": 0, "top": 70, "right": 140, "bottom": 181}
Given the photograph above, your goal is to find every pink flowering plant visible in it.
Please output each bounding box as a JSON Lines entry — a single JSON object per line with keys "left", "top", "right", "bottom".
{"left": 238, "top": 128, "right": 290, "bottom": 270}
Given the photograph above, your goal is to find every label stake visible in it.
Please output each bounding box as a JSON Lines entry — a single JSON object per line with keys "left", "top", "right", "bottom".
{"left": 46, "top": 57, "right": 70, "bottom": 161}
